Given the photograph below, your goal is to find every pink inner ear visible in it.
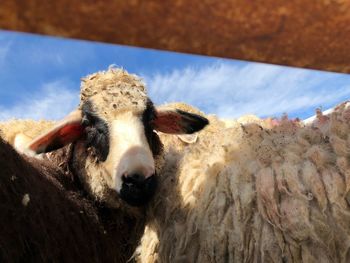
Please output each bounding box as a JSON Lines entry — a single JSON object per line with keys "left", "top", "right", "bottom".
{"left": 152, "top": 111, "right": 183, "bottom": 134}
{"left": 57, "top": 123, "right": 84, "bottom": 143}
{"left": 29, "top": 123, "right": 84, "bottom": 154}
{"left": 28, "top": 109, "right": 84, "bottom": 154}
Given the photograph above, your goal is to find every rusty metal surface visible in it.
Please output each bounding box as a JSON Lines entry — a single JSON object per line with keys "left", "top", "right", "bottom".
{"left": 1, "top": 0, "right": 349, "bottom": 73}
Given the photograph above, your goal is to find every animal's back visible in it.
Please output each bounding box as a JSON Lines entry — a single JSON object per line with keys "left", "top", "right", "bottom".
{"left": 0, "top": 134, "right": 145, "bottom": 263}
{"left": 0, "top": 119, "right": 55, "bottom": 152}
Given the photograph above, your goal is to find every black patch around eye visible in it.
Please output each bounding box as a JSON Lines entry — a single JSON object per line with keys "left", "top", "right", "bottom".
{"left": 142, "top": 99, "right": 163, "bottom": 157}
{"left": 82, "top": 101, "right": 110, "bottom": 161}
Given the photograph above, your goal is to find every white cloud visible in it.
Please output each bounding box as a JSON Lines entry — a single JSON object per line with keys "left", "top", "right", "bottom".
{"left": 143, "top": 62, "right": 350, "bottom": 119}
{"left": 0, "top": 39, "right": 11, "bottom": 66}
{"left": 1, "top": 62, "right": 348, "bottom": 122}
{"left": 0, "top": 80, "right": 79, "bottom": 121}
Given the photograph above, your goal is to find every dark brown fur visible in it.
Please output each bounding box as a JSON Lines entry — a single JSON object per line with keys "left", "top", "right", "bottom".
{"left": 0, "top": 138, "right": 145, "bottom": 263}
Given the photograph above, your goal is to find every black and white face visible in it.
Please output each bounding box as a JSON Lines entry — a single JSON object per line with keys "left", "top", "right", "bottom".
{"left": 80, "top": 99, "right": 162, "bottom": 206}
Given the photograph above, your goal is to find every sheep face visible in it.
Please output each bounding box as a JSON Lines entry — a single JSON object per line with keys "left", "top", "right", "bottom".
{"left": 75, "top": 96, "right": 162, "bottom": 207}
{"left": 27, "top": 68, "right": 209, "bottom": 208}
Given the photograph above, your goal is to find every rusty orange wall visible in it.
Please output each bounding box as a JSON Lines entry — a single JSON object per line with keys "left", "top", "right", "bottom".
{"left": 1, "top": 0, "right": 349, "bottom": 73}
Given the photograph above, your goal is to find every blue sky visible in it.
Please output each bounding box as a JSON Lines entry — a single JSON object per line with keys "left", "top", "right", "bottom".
{"left": 1, "top": 29, "right": 350, "bottom": 121}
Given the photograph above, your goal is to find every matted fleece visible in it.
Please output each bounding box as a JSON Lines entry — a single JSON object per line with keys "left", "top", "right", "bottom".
{"left": 136, "top": 101, "right": 350, "bottom": 263}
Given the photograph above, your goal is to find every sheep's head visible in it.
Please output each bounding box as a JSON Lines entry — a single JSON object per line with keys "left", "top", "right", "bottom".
{"left": 27, "top": 68, "right": 209, "bottom": 207}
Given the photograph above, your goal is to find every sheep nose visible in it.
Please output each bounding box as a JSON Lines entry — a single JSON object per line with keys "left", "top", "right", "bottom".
{"left": 123, "top": 173, "right": 147, "bottom": 186}
{"left": 122, "top": 164, "right": 155, "bottom": 181}
{"left": 120, "top": 173, "right": 157, "bottom": 207}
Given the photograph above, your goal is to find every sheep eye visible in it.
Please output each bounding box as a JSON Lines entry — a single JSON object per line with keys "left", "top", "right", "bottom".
{"left": 81, "top": 116, "right": 90, "bottom": 127}
{"left": 84, "top": 121, "right": 109, "bottom": 161}
{"left": 81, "top": 101, "right": 110, "bottom": 161}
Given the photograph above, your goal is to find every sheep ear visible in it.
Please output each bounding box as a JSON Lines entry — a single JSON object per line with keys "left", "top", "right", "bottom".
{"left": 152, "top": 108, "right": 209, "bottom": 134}
{"left": 28, "top": 110, "right": 84, "bottom": 154}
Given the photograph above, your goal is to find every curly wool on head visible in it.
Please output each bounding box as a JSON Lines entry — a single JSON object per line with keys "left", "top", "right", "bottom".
{"left": 80, "top": 68, "right": 148, "bottom": 116}
{"left": 81, "top": 67, "right": 147, "bottom": 100}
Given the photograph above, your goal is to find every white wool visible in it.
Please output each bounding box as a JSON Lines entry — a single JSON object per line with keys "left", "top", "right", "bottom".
{"left": 136, "top": 101, "right": 350, "bottom": 263}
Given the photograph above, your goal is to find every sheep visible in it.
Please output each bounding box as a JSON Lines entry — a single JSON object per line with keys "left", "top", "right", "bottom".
{"left": 135, "top": 100, "right": 350, "bottom": 263}
{"left": 0, "top": 68, "right": 209, "bottom": 261}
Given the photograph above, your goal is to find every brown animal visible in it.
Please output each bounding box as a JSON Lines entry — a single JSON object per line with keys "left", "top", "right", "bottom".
{"left": 0, "top": 137, "right": 145, "bottom": 262}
